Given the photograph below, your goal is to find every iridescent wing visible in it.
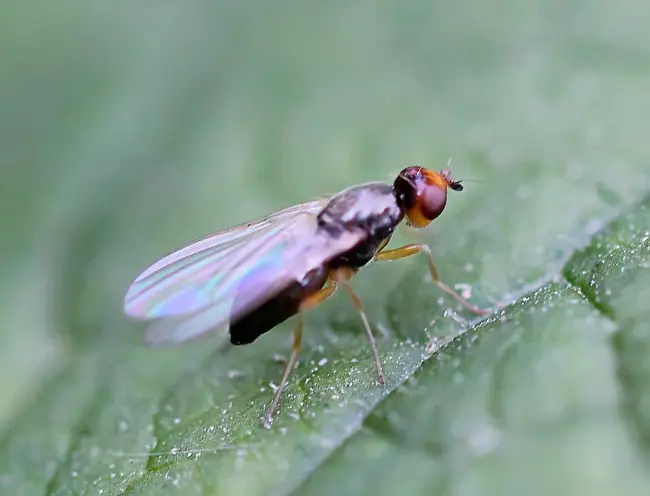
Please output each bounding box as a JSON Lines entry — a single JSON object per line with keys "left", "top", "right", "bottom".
{"left": 123, "top": 198, "right": 364, "bottom": 345}
{"left": 123, "top": 199, "right": 328, "bottom": 320}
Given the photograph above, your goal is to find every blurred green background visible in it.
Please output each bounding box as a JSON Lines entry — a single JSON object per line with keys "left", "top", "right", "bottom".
{"left": 2, "top": 1, "right": 650, "bottom": 495}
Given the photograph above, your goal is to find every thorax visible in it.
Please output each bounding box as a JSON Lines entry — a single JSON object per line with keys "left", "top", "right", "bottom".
{"left": 317, "top": 182, "right": 404, "bottom": 269}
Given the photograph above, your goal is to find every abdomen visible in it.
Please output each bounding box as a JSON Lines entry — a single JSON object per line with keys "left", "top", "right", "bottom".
{"left": 228, "top": 266, "right": 328, "bottom": 345}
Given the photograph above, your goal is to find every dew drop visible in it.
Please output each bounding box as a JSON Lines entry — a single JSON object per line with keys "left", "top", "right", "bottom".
{"left": 454, "top": 283, "right": 472, "bottom": 299}
{"left": 227, "top": 370, "right": 244, "bottom": 379}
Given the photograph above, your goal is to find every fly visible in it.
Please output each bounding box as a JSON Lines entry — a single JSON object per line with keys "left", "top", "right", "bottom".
{"left": 123, "top": 166, "right": 489, "bottom": 428}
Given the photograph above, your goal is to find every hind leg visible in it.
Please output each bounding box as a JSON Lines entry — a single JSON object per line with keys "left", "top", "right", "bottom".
{"left": 261, "top": 283, "right": 336, "bottom": 428}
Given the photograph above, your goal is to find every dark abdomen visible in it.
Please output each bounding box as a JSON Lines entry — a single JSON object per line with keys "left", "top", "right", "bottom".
{"left": 228, "top": 266, "right": 328, "bottom": 345}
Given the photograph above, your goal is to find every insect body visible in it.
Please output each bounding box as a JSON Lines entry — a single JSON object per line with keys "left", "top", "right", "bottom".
{"left": 123, "top": 166, "right": 487, "bottom": 428}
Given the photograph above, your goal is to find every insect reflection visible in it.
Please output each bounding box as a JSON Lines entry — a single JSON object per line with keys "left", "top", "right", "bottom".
{"left": 123, "top": 166, "right": 488, "bottom": 428}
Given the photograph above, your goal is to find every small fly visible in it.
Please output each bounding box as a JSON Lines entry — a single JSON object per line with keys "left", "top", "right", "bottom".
{"left": 123, "top": 166, "right": 489, "bottom": 428}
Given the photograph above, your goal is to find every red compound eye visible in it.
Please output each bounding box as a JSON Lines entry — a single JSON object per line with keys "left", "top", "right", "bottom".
{"left": 394, "top": 166, "right": 461, "bottom": 227}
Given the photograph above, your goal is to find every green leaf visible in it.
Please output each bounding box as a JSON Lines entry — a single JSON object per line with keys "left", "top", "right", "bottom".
{"left": 2, "top": 1, "right": 650, "bottom": 495}
{"left": 563, "top": 197, "right": 650, "bottom": 459}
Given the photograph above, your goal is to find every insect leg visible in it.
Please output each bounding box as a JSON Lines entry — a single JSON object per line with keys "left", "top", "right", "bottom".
{"left": 262, "top": 314, "right": 303, "bottom": 428}
{"left": 331, "top": 269, "right": 385, "bottom": 385}
{"left": 300, "top": 282, "right": 337, "bottom": 310}
{"left": 261, "top": 283, "right": 337, "bottom": 428}
{"left": 374, "top": 244, "right": 489, "bottom": 316}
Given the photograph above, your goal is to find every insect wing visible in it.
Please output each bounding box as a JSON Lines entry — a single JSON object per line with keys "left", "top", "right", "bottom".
{"left": 123, "top": 199, "right": 328, "bottom": 320}
{"left": 140, "top": 216, "right": 365, "bottom": 346}
{"left": 143, "top": 304, "right": 234, "bottom": 345}
{"left": 122, "top": 198, "right": 365, "bottom": 346}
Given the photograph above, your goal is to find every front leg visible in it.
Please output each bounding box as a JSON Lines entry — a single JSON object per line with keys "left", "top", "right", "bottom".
{"left": 374, "top": 244, "right": 489, "bottom": 316}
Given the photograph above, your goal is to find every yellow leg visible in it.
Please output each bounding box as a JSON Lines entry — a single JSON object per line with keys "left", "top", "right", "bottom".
{"left": 331, "top": 269, "right": 385, "bottom": 385}
{"left": 299, "top": 282, "right": 337, "bottom": 310}
{"left": 375, "top": 244, "right": 489, "bottom": 316}
{"left": 261, "top": 284, "right": 336, "bottom": 428}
